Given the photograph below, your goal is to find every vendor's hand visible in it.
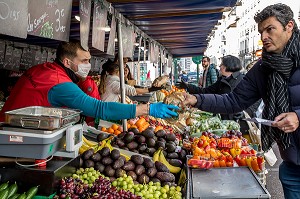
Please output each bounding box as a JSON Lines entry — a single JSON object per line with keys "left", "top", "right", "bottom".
{"left": 148, "top": 86, "right": 163, "bottom": 92}
{"left": 181, "top": 93, "right": 197, "bottom": 107}
{"left": 272, "top": 112, "right": 299, "bottom": 133}
{"left": 149, "top": 102, "right": 179, "bottom": 119}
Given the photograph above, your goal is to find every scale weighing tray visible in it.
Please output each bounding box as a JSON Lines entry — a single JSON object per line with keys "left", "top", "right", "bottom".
{"left": 187, "top": 167, "right": 270, "bottom": 199}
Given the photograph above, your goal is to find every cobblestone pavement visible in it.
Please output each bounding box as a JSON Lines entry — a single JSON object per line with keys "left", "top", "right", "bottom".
{"left": 265, "top": 144, "right": 284, "bottom": 199}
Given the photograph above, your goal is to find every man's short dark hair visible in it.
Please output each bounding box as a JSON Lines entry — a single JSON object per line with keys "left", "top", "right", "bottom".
{"left": 56, "top": 40, "right": 87, "bottom": 61}
{"left": 254, "top": 3, "right": 298, "bottom": 32}
{"left": 202, "top": 56, "right": 210, "bottom": 62}
{"left": 222, "top": 55, "right": 242, "bottom": 72}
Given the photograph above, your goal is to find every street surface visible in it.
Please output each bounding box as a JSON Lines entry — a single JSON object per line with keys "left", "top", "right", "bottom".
{"left": 265, "top": 144, "right": 284, "bottom": 199}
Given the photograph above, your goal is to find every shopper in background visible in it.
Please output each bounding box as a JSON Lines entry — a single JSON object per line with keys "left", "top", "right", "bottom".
{"left": 199, "top": 56, "right": 218, "bottom": 88}
{"left": 0, "top": 40, "right": 179, "bottom": 122}
{"left": 99, "top": 60, "right": 161, "bottom": 102}
{"left": 180, "top": 55, "right": 244, "bottom": 119}
{"left": 124, "top": 65, "right": 136, "bottom": 86}
{"left": 182, "top": 4, "right": 300, "bottom": 198}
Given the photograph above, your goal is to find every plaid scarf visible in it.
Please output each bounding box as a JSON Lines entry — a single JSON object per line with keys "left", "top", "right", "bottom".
{"left": 261, "top": 30, "right": 300, "bottom": 151}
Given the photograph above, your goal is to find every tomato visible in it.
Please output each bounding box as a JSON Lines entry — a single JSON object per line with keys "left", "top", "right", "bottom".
{"left": 226, "top": 162, "right": 233, "bottom": 167}
{"left": 213, "top": 160, "right": 220, "bottom": 167}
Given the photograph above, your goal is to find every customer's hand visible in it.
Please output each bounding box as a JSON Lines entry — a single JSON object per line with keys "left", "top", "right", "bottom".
{"left": 178, "top": 80, "right": 188, "bottom": 89}
{"left": 272, "top": 112, "right": 299, "bottom": 133}
{"left": 181, "top": 93, "right": 198, "bottom": 107}
{"left": 149, "top": 102, "right": 179, "bottom": 119}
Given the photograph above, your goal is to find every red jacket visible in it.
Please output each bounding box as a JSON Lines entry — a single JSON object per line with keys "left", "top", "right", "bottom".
{"left": 0, "top": 62, "right": 72, "bottom": 122}
{"left": 77, "top": 76, "right": 101, "bottom": 124}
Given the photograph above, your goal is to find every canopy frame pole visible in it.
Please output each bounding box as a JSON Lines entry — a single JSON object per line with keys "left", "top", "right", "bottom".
{"left": 117, "top": 15, "right": 127, "bottom": 131}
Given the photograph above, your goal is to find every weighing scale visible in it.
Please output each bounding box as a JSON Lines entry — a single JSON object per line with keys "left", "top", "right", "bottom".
{"left": 0, "top": 124, "right": 83, "bottom": 159}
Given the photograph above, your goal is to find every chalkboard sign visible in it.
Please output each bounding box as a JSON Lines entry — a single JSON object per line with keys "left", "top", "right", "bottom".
{"left": 79, "top": 0, "right": 91, "bottom": 51}
{"left": 0, "top": 0, "right": 28, "bottom": 38}
{"left": 27, "top": 0, "right": 72, "bottom": 41}
{"left": 92, "top": 0, "right": 106, "bottom": 52}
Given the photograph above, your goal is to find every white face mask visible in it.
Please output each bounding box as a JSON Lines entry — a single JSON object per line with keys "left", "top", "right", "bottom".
{"left": 75, "top": 63, "right": 91, "bottom": 78}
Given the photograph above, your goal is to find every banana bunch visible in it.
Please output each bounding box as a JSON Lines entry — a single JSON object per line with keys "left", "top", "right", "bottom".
{"left": 79, "top": 136, "right": 113, "bottom": 154}
{"left": 153, "top": 148, "right": 181, "bottom": 174}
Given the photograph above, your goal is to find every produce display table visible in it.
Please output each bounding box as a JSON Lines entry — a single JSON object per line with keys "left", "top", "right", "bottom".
{"left": 186, "top": 166, "right": 270, "bottom": 199}
{"left": 0, "top": 156, "right": 79, "bottom": 196}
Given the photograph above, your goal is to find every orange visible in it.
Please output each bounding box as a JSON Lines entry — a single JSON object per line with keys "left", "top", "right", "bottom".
{"left": 131, "top": 125, "right": 138, "bottom": 129}
{"left": 107, "top": 127, "right": 114, "bottom": 134}
{"left": 111, "top": 124, "right": 119, "bottom": 131}
{"left": 114, "top": 130, "right": 121, "bottom": 136}
{"left": 135, "top": 118, "right": 146, "bottom": 128}
{"left": 127, "top": 123, "right": 131, "bottom": 129}
{"left": 101, "top": 127, "right": 107, "bottom": 132}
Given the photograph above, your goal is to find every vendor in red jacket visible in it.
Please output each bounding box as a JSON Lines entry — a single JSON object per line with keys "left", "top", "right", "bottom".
{"left": 0, "top": 40, "right": 178, "bottom": 122}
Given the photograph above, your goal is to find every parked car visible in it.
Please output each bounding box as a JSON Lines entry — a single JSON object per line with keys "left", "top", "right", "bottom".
{"left": 188, "top": 71, "right": 202, "bottom": 84}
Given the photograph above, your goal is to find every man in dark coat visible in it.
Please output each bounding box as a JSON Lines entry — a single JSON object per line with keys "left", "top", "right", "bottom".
{"left": 183, "top": 4, "right": 300, "bottom": 198}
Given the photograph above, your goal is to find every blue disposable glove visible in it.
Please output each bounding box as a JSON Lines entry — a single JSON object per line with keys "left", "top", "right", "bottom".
{"left": 149, "top": 102, "right": 179, "bottom": 119}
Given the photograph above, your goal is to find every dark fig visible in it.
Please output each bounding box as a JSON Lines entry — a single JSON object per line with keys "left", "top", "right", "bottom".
{"left": 127, "top": 141, "right": 139, "bottom": 150}
{"left": 146, "top": 138, "right": 156, "bottom": 147}
{"left": 102, "top": 156, "right": 113, "bottom": 165}
{"left": 122, "top": 161, "right": 135, "bottom": 171}
{"left": 142, "top": 129, "right": 155, "bottom": 138}
{"left": 138, "top": 174, "right": 150, "bottom": 184}
{"left": 138, "top": 144, "right": 147, "bottom": 152}
{"left": 156, "top": 172, "right": 175, "bottom": 182}
{"left": 124, "top": 132, "right": 135, "bottom": 143}
{"left": 166, "top": 152, "right": 179, "bottom": 159}
{"left": 104, "top": 165, "right": 115, "bottom": 177}
{"left": 115, "top": 168, "right": 126, "bottom": 178}
{"left": 146, "top": 167, "right": 157, "bottom": 177}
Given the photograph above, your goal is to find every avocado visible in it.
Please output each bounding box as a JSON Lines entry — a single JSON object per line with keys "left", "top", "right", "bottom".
{"left": 136, "top": 135, "right": 146, "bottom": 143}
{"left": 165, "top": 133, "right": 176, "bottom": 141}
{"left": 94, "top": 162, "right": 105, "bottom": 172}
{"left": 138, "top": 144, "right": 147, "bottom": 152}
{"left": 119, "top": 155, "right": 126, "bottom": 163}
{"left": 156, "top": 130, "right": 166, "bottom": 138}
{"left": 112, "top": 159, "right": 125, "bottom": 170}
{"left": 178, "top": 149, "right": 187, "bottom": 160}
{"left": 145, "top": 148, "right": 156, "bottom": 156}
{"left": 99, "top": 147, "right": 110, "bottom": 157}
{"left": 146, "top": 167, "right": 157, "bottom": 177}
{"left": 156, "top": 172, "right": 175, "bottom": 182}
{"left": 124, "top": 132, "right": 135, "bottom": 143}
{"left": 82, "top": 148, "right": 94, "bottom": 160}
{"left": 169, "top": 159, "right": 182, "bottom": 167}
{"left": 111, "top": 149, "right": 121, "bottom": 160}
{"left": 102, "top": 156, "right": 113, "bottom": 165}
{"left": 165, "top": 143, "right": 176, "bottom": 153}
{"left": 158, "top": 137, "right": 166, "bottom": 143}
{"left": 156, "top": 141, "right": 166, "bottom": 149}
{"left": 115, "top": 168, "right": 126, "bottom": 178}
{"left": 150, "top": 177, "right": 161, "bottom": 183}
{"left": 83, "top": 160, "right": 94, "bottom": 168}
{"left": 97, "top": 132, "right": 109, "bottom": 142}
{"left": 122, "top": 161, "right": 135, "bottom": 171}
{"left": 115, "top": 139, "right": 126, "bottom": 148}
{"left": 131, "top": 155, "right": 144, "bottom": 165}
{"left": 91, "top": 153, "right": 101, "bottom": 162}
{"left": 104, "top": 165, "right": 115, "bottom": 177}
{"left": 142, "top": 129, "right": 155, "bottom": 138}
{"left": 132, "top": 149, "right": 139, "bottom": 153}
{"left": 127, "top": 171, "right": 137, "bottom": 181}
{"left": 146, "top": 138, "right": 156, "bottom": 147}
{"left": 138, "top": 174, "right": 150, "bottom": 184}
{"left": 135, "top": 165, "right": 146, "bottom": 176}
{"left": 166, "top": 152, "right": 179, "bottom": 159}
{"left": 143, "top": 158, "right": 155, "bottom": 168}
{"left": 117, "top": 131, "right": 127, "bottom": 139}
{"left": 128, "top": 128, "right": 139, "bottom": 134}
{"left": 127, "top": 141, "right": 139, "bottom": 150}
{"left": 155, "top": 161, "right": 169, "bottom": 172}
